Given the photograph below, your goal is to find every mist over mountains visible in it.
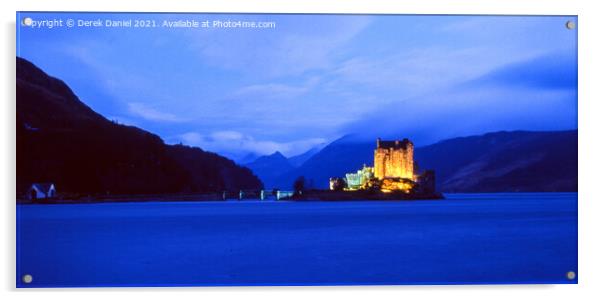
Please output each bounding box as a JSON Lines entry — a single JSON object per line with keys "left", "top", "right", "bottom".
{"left": 246, "top": 130, "right": 577, "bottom": 193}
{"left": 17, "top": 57, "right": 262, "bottom": 196}
{"left": 16, "top": 56, "right": 577, "bottom": 196}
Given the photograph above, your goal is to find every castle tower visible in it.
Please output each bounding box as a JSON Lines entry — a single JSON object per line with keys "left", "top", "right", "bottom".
{"left": 373, "top": 138, "right": 414, "bottom": 180}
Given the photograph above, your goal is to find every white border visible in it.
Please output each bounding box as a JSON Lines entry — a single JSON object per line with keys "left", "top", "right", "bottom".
{"left": 3, "top": 1, "right": 602, "bottom": 299}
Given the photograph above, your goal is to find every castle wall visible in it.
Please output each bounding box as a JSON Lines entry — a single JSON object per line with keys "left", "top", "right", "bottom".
{"left": 373, "top": 140, "right": 414, "bottom": 180}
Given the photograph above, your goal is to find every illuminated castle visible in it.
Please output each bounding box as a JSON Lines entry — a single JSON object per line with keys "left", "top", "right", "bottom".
{"left": 374, "top": 138, "right": 414, "bottom": 181}
{"left": 329, "top": 138, "right": 435, "bottom": 193}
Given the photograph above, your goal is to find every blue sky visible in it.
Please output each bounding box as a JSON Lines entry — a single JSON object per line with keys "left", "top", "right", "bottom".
{"left": 17, "top": 13, "right": 577, "bottom": 160}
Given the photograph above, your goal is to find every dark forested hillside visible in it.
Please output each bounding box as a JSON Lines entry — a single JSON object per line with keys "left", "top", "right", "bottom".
{"left": 16, "top": 57, "right": 262, "bottom": 197}
{"left": 415, "top": 130, "right": 577, "bottom": 192}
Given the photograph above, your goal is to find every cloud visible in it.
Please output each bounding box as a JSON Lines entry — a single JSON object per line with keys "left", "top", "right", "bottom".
{"left": 57, "top": 40, "right": 193, "bottom": 125}
{"left": 464, "top": 52, "right": 577, "bottom": 90}
{"left": 194, "top": 15, "right": 372, "bottom": 77}
{"left": 24, "top": 14, "right": 576, "bottom": 159}
{"left": 60, "top": 42, "right": 156, "bottom": 97}
{"left": 176, "top": 130, "right": 327, "bottom": 159}
{"left": 328, "top": 45, "right": 546, "bottom": 98}
{"left": 127, "top": 103, "right": 185, "bottom": 122}
{"left": 198, "top": 75, "right": 359, "bottom": 139}
{"left": 232, "top": 82, "right": 311, "bottom": 100}
{"left": 341, "top": 52, "right": 578, "bottom": 145}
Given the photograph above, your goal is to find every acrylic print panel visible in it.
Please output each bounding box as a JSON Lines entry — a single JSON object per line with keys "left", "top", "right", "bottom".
{"left": 15, "top": 12, "right": 578, "bottom": 287}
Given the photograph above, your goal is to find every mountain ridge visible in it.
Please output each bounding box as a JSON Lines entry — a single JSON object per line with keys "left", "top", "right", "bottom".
{"left": 268, "top": 130, "right": 577, "bottom": 192}
{"left": 16, "top": 56, "right": 262, "bottom": 197}
{"left": 245, "top": 151, "right": 294, "bottom": 189}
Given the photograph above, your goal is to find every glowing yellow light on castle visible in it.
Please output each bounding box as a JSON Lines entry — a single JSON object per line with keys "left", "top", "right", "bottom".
{"left": 333, "top": 138, "right": 419, "bottom": 193}
{"left": 374, "top": 138, "right": 414, "bottom": 181}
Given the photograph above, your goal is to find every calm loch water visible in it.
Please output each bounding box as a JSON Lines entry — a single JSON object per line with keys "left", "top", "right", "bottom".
{"left": 16, "top": 193, "right": 577, "bottom": 287}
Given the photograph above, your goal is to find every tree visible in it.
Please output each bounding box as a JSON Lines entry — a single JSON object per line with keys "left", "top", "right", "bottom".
{"left": 293, "top": 176, "right": 306, "bottom": 195}
{"left": 331, "top": 177, "right": 347, "bottom": 191}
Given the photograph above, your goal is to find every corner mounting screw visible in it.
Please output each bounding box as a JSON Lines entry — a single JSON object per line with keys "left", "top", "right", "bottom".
{"left": 22, "top": 274, "right": 33, "bottom": 284}
{"left": 566, "top": 271, "right": 576, "bottom": 280}
{"left": 566, "top": 21, "right": 576, "bottom": 30}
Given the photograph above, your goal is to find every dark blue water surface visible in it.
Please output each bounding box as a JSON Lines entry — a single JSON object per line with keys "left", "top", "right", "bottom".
{"left": 16, "top": 193, "right": 577, "bottom": 287}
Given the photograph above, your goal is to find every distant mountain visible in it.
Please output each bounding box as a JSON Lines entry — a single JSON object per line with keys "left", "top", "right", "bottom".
{"left": 288, "top": 145, "right": 324, "bottom": 167}
{"left": 274, "top": 131, "right": 577, "bottom": 192}
{"left": 16, "top": 57, "right": 262, "bottom": 196}
{"left": 415, "top": 130, "right": 577, "bottom": 192}
{"left": 245, "top": 151, "right": 294, "bottom": 189}
{"left": 237, "top": 152, "right": 261, "bottom": 165}
{"left": 275, "top": 135, "right": 374, "bottom": 190}
{"left": 244, "top": 145, "right": 324, "bottom": 189}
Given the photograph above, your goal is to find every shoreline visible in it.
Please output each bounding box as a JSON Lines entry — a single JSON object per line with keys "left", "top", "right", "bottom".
{"left": 16, "top": 191, "right": 577, "bottom": 205}
{"left": 16, "top": 189, "right": 445, "bottom": 204}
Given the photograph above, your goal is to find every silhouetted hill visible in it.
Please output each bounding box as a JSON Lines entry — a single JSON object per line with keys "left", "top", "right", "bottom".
{"left": 415, "top": 130, "right": 577, "bottom": 192}
{"left": 275, "top": 131, "right": 577, "bottom": 192}
{"left": 275, "top": 135, "right": 374, "bottom": 190}
{"left": 245, "top": 151, "right": 294, "bottom": 189}
{"left": 16, "top": 57, "right": 262, "bottom": 197}
{"left": 288, "top": 145, "right": 324, "bottom": 167}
